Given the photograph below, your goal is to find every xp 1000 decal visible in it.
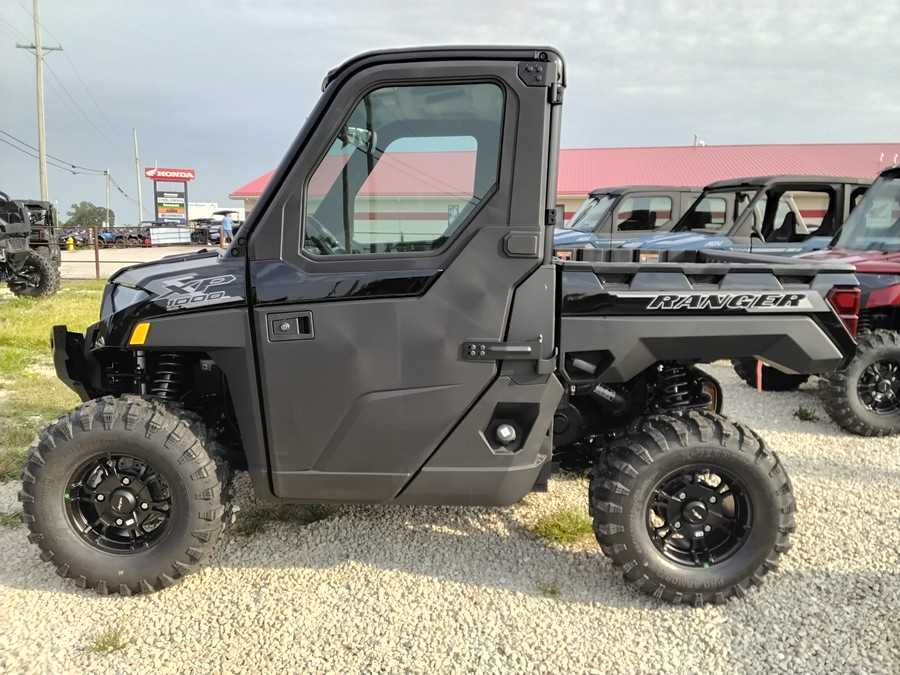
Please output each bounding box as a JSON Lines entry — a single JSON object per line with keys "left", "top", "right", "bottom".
{"left": 155, "top": 274, "right": 241, "bottom": 311}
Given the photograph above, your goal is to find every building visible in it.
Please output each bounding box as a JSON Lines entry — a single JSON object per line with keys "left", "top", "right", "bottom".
{"left": 230, "top": 142, "right": 900, "bottom": 223}
{"left": 187, "top": 202, "right": 246, "bottom": 221}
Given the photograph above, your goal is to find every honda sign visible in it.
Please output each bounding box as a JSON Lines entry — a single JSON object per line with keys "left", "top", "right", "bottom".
{"left": 145, "top": 167, "right": 196, "bottom": 181}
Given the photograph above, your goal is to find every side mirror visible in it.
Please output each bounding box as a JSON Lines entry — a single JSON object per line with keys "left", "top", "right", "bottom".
{"left": 338, "top": 126, "right": 376, "bottom": 153}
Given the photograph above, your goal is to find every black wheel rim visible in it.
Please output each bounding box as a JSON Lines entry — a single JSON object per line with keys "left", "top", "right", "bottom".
{"left": 646, "top": 465, "right": 752, "bottom": 568}
{"left": 14, "top": 261, "right": 42, "bottom": 289}
{"left": 857, "top": 358, "right": 900, "bottom": 415}
{"left": 64, "top": 454, "right": 172, "bottom": 553}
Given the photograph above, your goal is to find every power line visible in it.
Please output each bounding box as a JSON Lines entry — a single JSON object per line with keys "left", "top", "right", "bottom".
{"left": 43, "top": 60, "right": 119, "bottom": 149}
{"left": 108, "top": 173, "right": 136, "bottom": 203}
{"left": 0, "top": 136, "right": 105, "bottom": 176}
{"left": 16, "top": 0, "right": 120, "bottom": 142}
{"left": 0, "top": 17, "right": 29, "bottom": 41}
{"left": 0, "top": 129, "right": 105, "bottom": 173}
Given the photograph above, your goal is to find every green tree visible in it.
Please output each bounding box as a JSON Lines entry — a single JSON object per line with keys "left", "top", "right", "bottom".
{"left": 66, "top": 201, "right": 115, "bottom": 228}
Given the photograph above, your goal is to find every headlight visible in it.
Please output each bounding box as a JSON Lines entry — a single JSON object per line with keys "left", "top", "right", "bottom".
{"left": 100, "top": 284, "right": 151, "bottom": 320}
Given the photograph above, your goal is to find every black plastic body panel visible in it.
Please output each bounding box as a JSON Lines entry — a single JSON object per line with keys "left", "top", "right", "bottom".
{"left": 556, "top": 249, "right": 859, "bottom": 381}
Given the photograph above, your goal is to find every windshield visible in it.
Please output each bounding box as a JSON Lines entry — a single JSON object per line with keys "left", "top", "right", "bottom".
{"left": 832, "top": 176, "right": 900, "bottom": 252}
{"left": 673, "top": 188, "right": 760, "bottom": 232}
{"left": 566, "top": 194, "right": 617, "bottom": 232}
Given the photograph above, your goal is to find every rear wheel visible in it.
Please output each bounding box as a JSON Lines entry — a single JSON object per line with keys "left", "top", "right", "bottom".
{"left": 590, "top": 410, "right": 795, "bottom": 605}
{"left": 19, "top": 396, "right": 231, "bottom": 595}
{"left": 820, "top": 330, "right": 900, "bottom": 436}
{"left": 7, "top": 251, "right": 60, "bottom": 297}
{"left": 732, "top": 358, "right": 809, "bottom": 391}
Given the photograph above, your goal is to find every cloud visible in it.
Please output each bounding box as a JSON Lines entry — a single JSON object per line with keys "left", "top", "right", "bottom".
{"left": 1, "top": 0, "right": 898, "bottom": 221}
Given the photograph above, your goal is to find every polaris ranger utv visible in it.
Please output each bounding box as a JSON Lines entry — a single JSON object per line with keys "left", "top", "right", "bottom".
{"left": 20, "top": 47, "right": 860, "bottom": 605}
{"left": 0, "top": 191, "right": 61, "bottom": 297}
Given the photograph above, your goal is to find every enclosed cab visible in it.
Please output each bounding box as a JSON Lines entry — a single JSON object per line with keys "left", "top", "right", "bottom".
{"left": 554, "top": 185, "right": 700, "bottom": 258}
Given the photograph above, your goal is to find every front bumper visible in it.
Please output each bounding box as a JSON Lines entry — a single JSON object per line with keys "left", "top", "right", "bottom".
{"left": 51, "top": 325, "right": 93, "bottom": 401}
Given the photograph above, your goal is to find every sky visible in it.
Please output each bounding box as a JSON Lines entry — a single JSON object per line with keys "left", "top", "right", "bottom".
{"left": 1, "top": 0, "right": 899, "bottom": 225}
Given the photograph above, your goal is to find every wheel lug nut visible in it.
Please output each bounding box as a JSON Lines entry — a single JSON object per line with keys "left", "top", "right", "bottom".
{"left": 709, "top": 496, "right": 717, "bottom": 504}
{"left": 704, "top": 525, "right": 711, "bottom": 532}
{"left": 115, "top": 518, "right": 124, "bottom": 526}
{"left": 673, "top": 521, "right": 682, "bottom": 529}
{"left": 122, "top": 477, "right": 131, "bottom": 486}
{"left": 678, "top": 492, "right": 686, "bottom": 500}
{"left": 140, "top": 503, "right": 149, "bottom": 510}
{"left": 96, "top": 494, "right": 105, "bottom": 502}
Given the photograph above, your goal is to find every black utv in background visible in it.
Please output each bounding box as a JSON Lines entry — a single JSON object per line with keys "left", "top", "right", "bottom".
{"left": 21, "top": 47, "right": 860, "bottom": 605}
{"left": 0, "top": 191, "right": 60, "bottom": 297}
{"left": 21, "top": 199, "right": 62, "bottom": 265}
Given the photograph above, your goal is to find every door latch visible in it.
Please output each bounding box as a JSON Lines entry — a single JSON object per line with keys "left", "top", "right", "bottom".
{"left": 266, "top": 311, "right": 314, "bottom": 342}
{"left": 461, "top": 338, "right": 556, "bottom": 374}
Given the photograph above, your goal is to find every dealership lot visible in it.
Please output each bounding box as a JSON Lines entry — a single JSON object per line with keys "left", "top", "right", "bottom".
{"left": 58, "top": 245, "right": 214, "bottom": 280}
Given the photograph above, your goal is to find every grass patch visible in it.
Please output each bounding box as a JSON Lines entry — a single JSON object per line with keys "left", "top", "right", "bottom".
{"left": 0, "top": 447, "right": 28, "bottom": 482}
{"left": 528, "top": 510, "right": 594, "bottom": 544}
{"left": 793, "top": 405, "right": 820, "bottom": 422}
{"left": 0, "top": 510, "right": 22, "bottom": 528}
{"left": 231, "top": 503, "right": 336, "bottom": 537}
{"left": 0, "top": 280, "right": 105, "bottom": 350}
{"left": 536, "top": 581, "right": 561, "bottom": 598}
{"left": 0, "top": 281, "right": 104, "bottom": 482}
{"left": 88, "top": 626, "right": 129, "bottom": 653}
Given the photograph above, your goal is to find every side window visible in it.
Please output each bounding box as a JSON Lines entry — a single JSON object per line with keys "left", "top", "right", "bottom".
{"left": 302, "top": 83, "right": 504, "bottom": 256}
{"left": 772, "top": 189, "right": 836, "bottom": 238}
{"left": 615, "top": 196, "right": 673, "bottom": 232}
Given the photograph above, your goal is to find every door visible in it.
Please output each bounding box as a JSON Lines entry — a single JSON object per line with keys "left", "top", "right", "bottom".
{"left": 247, "top": 49, "right": 564, "bottom": 503}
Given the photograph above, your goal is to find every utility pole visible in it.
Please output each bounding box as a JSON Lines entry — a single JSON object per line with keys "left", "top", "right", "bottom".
{"left": 105, "top": 168, "right": 111, "bottom": 227}
{"left": 17, "top": 0, "right": 62, "bottom": 200}
{"left": 133, "top": 129, "right": 144, "bottom": 223}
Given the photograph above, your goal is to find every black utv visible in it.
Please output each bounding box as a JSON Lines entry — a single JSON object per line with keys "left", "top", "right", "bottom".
{"left": 19, "top": 47, "right": 860, "bottom": 605}
{"left": 0, "top": 191, "right": 60, "bottom": 297}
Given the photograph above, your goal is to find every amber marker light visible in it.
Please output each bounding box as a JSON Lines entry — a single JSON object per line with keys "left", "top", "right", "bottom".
{"left": 129, "top": 322, "right": 151, "bottom": 346}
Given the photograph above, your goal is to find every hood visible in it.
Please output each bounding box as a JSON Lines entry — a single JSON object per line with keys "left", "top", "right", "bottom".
{"left": 798, "top": 248, "right": 900, "bottom": 275}
{"left": 619, "top": 232, "right": 733, "bottom": 250}
{"left": 107, "top": 250, "right": 246, "bottom": 314}
{"left": 553, "top": 228, "right": 608, "bottom": 246}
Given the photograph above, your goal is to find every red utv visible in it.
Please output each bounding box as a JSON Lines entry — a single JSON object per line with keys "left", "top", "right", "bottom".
{"left": 760, "top": 165, "right": 900, "bottom": 436}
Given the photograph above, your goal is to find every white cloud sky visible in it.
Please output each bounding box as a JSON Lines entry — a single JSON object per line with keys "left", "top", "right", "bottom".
{"left": 1, "top": 0, "right": 898, "bottom": 222}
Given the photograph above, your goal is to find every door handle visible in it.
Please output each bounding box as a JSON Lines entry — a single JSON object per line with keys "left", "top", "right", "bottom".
{"left": 267, "top": 311, "right": 314, "bottom": 342}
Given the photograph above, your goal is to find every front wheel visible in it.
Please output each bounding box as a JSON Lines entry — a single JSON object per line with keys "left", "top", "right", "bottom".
{"left": 820, "top": 330, "right": 900, "bottom": 436}
{"left": 7, "top": 251, "right": 60, "bottom": 297}
{"left": 590, "top": 410, "right": 795, "bottom": 605}
{"left": 19, "top": 396, "right": 231, "bottom": 595}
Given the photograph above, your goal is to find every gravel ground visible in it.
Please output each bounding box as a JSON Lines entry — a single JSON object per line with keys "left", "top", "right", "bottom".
{"left": 1, "top": 363, "right": 898, "bottom": 675}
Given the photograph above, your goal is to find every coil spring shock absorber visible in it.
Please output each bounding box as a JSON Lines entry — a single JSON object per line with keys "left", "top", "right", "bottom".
{"left": 657, "top": 363, "right": 691, "bottom": 410}
{"left": 150, "top": 353, "right": 189, "bottom": 400}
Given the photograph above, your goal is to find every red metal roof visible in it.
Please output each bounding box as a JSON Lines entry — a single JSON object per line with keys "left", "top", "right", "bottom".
{"left": 556, "top": 143, "right": 900, "bottom": 194}
{"left": 230, "top": 151, "right": 475, "bottom": 199}
{"left": 231, "top": 143, "right": 900, "bottom": 199}
{"left": 230, "top": 169, "right": 275, "bottom": 198}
